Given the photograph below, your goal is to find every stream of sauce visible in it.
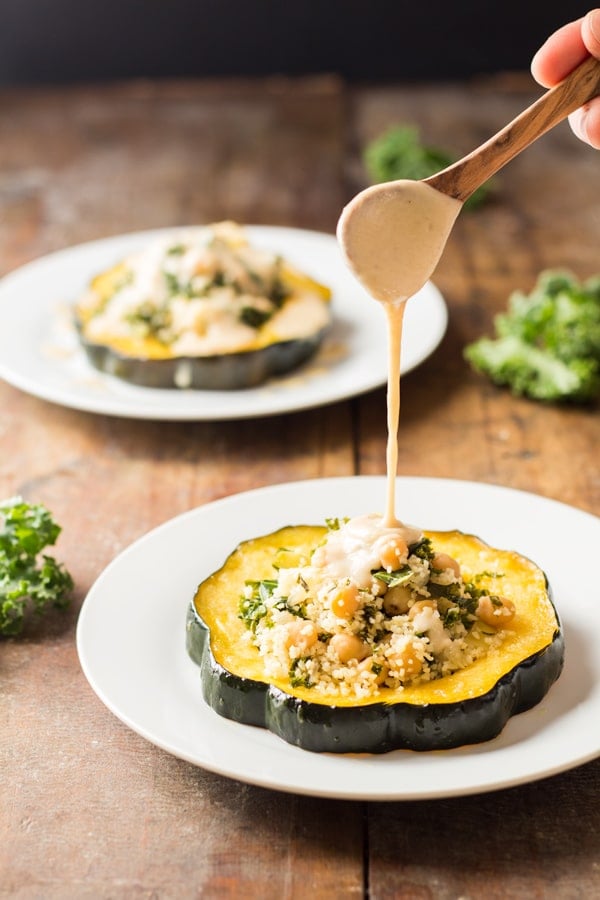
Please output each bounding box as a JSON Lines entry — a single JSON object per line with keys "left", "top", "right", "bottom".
{"left": 337, "top": 180, "right": 461, "bottom": 525}
{"left": 384, "top": 301, "right": 405, "bottom": 525}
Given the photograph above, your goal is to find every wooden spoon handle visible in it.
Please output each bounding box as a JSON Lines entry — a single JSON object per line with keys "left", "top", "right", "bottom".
{"left": 425, "top": 54, "right": 600, "bottom": 203}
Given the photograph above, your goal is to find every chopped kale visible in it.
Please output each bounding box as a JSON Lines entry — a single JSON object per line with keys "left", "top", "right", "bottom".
{"left": 238, "top": 596, "right": 267, "bottom": 632}
{"left": 359, "top": 601, "right": 384, "bottom": 640}
{"left": 107, "top": 269, "right": 134, "bottom": 300}
{"left": 163, "top": 271, "right": 197, "bottom": 299}
{"left": 126, "top": 302, "right": 173, "bottom": 340}
{"left": 238, "top": 579, "right": 278, "bottom": 632}
{"left": 373, "top": 566, "right": 413, "bottom": 588}
{"left": 289, "top": 657, "right": 313, "bottom": 688}
{"left": 471, "top": 571, "right": 505, "bottom": 582}
{"left": 442, "top": 607, "right": 462, "bottom": 627}
{"left": 409, "top": 538, "right": 435, "bottom": 562}
{"left": 244, "top": 267, "right": 265, "bottom": 291}
{"left": 273, "top": 596, "right": 308, "bottom": 619}
{"left": 325, "top": 517, "right": 347, "bottom": 531}
{"left": 239, "top": 306, "right": 272, "bottom": 329}
{"left": 269, "top": 278, "right": 289, "bottom": 307}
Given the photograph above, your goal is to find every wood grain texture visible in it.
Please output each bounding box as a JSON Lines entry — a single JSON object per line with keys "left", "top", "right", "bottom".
{"left": 368, "top": 764, "right": 600, "bottom": 899}
{"left": 1, "top": 74, "right": 599, "bottom": 898}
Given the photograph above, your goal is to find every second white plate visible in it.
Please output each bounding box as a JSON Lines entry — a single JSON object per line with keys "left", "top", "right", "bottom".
{"left": 0, "top": 226, "right": 447, "bottom": 420}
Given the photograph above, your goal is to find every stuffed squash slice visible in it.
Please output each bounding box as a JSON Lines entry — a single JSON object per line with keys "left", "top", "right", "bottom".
{"left": 187, "top": 515, "right": 563, "bottom": 753}
{"left": 75, "top": 222, "right": 332, "bottom": 389}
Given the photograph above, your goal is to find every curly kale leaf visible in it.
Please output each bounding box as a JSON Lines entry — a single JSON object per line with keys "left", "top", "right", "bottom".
{"left": 465, "top": 334, "right": 600, "bottom": 403}
{"left": 465, "top": 271, "right": 600, "bottom": 403}
{"left": 0, "top": 497, "right": 73, "bottom": 636}
{"left": 364, "top": 125, "right": 490, "bottom": 211}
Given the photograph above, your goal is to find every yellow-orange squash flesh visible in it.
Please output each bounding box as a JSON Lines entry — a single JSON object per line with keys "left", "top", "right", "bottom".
{"left": 187, "top": 526, "right": 564, "bottom": 753}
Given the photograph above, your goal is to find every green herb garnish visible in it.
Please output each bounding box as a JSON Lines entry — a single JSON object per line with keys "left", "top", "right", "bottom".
{"left": 163, "top": 271, "right": 197, "bottom": 299}
{"left": 126, "top": 302, "right": 173, "bottom": 340}
{"left": 239, "top": 306, "right": 272, "bottom": 329}
{"left": 238, "top": 579, "right": 278, "bottom": 632}
{"left": 289, "top": 657, "right": 313, "bottom": 688}
{"left": 325, "top": 517, "right": 349, "bottom": 531}
{"left": 373, "top": 566, "right": 413, "bottom": 588}
{"left": 409, "top": 538, "right": 435, "bottom": 562}
{"left": 273, "top": 597, "right": 308, "bottom": 619}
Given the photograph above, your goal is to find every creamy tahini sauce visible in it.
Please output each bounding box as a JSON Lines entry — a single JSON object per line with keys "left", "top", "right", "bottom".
{"left": 80, "top": 224, "right": 330, "bottom": 358}
{"left": 384, "top": 301, "right": 405, "bottom": 526}
{"left": 311, "top": 513, "right": 422, "bottom": 589}
{"left": 337, "top": 180, "right": 461, "bottom": 525}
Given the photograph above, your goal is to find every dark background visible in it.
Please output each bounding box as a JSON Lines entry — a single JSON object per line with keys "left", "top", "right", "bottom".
{"left": 0, "top": 0, "right": 592, "bottom": 85}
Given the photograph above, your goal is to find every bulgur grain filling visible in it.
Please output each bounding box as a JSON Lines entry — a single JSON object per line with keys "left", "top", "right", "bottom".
{"left": 238, "top": 514, "right": 516, "bottom": 699}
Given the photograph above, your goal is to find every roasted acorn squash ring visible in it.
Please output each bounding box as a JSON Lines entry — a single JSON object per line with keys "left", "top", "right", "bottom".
{"left": 186, "top": 525, "right": 564, "bottom": 754}
{"left": 75, "top": 321, "right": 328, "bottom": 390}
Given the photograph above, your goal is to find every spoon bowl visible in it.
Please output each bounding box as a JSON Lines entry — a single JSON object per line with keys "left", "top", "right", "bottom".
{"left": 337, "top": 180, "right": 461, "bottom": 304}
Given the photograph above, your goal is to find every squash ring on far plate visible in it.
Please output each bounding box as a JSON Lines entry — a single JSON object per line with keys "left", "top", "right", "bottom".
{"left": 74, "top": 222, "right": 332, "bottom": 390}
{"left": 75, "top": 327, "right": 328, "bottom": 390}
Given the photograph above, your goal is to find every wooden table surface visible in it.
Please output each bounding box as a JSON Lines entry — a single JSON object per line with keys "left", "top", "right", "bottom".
{"left": 1, "top": 75, "right": 599, "bottom": 898}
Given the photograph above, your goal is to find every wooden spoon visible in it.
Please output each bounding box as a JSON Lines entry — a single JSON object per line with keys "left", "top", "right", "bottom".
{"left": 338, "top": 54, "right": 600, "bottom": 304}
{"left": 425, "top": 53, "right": 600, "bottom": 203}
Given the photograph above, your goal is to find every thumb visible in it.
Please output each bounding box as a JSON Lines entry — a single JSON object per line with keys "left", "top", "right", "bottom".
{"left": 582, "top": 9, "right": 600, "bottom": 59}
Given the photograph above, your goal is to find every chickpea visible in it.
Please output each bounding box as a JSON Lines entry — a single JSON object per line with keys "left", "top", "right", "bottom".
{"left": 383, "top": 584, "right": 412, "bottom": 616}
{"left": 284, "top": 620, "right": 319, "bottom": 655}
{"left": 329, "top": 633, "right": 369, "bottom": 663}
{"left": 432, "top": 552, "right": 461, "bottom": 579}
{"left": 330, "top": 583, "right": 360, "bottom": 619}
{"left": 476, "top": 595, "right": 516, "bottom": 629}
{"left": 387, "top": 638, "right": 423, "bottom": 678}
{"left": 379, "top": 536, "right": 409, "bottom": 571}
{"left": 408, "top": 598, "right": 437, "bottom": 619}
{"left": 357, "top": 657, "right": 388, "bottom": 685}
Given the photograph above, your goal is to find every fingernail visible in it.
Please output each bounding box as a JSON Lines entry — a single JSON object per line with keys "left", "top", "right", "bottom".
{"left": 589, "top": 9, "right": 600, "bottom": 42}
{"left": 570, "top": 108, "right": 591, "bottom": 146}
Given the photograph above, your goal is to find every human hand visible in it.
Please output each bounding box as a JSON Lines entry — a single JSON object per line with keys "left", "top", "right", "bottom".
{"left": 531, "top": 9, "right": 600, "bottom": 148}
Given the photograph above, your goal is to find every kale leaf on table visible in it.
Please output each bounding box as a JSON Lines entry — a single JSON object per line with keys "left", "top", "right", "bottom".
{"left": 0, "top": 497, "right": 73, "bottom": 636}
{"left": 464, "top": 271, "right": 600, "bottom": 403}
{"left": 363, "top": 125, "right": 490, "bottom": 210}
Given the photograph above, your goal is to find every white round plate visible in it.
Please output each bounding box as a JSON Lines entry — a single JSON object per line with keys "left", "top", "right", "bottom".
{"left": 0, "top": 226, "right": 446, "bottom": 421}
{"left": 76, "top": 476, "right": 600, "bottom": 801}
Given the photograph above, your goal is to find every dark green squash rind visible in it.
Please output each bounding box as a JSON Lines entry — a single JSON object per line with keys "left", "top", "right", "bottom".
{"left": 185, "top": 600, "right": 564, "bottom": 754}
{"left": 76, "top": 324, "right": 328, "bottom": 390}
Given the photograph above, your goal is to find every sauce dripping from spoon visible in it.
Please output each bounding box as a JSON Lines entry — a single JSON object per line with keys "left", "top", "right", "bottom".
{"left": 337, "top": 181, "right": 461, "bottom": 525}
{"left": 338, "top": 54, "right": 600, "bottom": 526}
